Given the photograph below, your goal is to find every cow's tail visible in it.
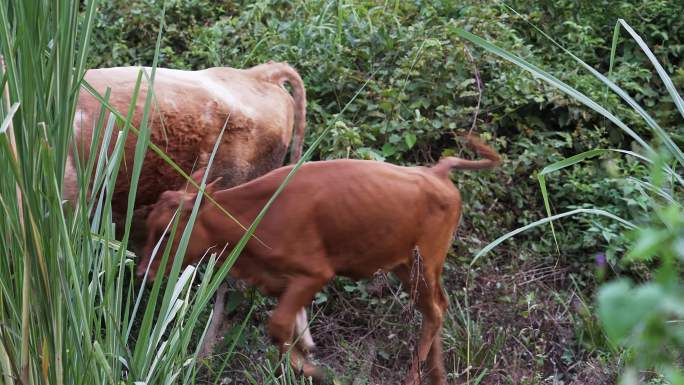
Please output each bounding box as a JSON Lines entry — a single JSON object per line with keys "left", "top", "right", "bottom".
{"left": 257, "top": 61, "right": 307, "bottom": 163}
{"left": 431, "top": 135, "right": 501, "bottom": 178}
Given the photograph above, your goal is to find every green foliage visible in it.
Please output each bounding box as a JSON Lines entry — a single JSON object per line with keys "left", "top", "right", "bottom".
{"left": 3, "top": 0, "right": 681, "bottom": 383}
{"left": 86, "top": 0, "right": 684, "bottom": 267}
{"left": 598, "top": 202, "right": 684, "bottom": 382}
{"left": 460, "top": 13, "right": 684, "bottom": 384}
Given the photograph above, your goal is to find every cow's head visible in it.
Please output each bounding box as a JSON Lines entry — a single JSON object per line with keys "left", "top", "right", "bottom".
{"left": 136, "top": 177, "right": 222, "bottom": 281}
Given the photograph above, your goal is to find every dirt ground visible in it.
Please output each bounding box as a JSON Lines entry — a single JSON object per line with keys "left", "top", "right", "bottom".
{"left": 195, "top": 253, "right": 616, "bottom": 385}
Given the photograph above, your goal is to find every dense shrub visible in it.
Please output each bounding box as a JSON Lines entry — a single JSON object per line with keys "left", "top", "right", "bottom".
{"left": 84, "top": 2, "right": 684, "bottom": 382}
{"left": 87, "top": 1, "right": 684, "bottom": 269}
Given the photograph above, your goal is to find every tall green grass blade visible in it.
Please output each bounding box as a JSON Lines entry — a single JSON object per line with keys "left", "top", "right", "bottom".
{"left": 116, "top": 12, "right": 166, "bottom": 375}
{"left": 0, "top": 102, "right": 18, "bottom": 133}
{"left": 538, "top": 148, "right": 659, "bottom": 251}
{"left": 454, "top": 28, "right": 655, "bottom": 158}
{"left": 119, "top": 10, "right": 165, "bottom": 252}
{"left": 626, "top": 176, "right": 679, "bottom": 207}
{"left": 84, "top": 89, "right": 112, "bottom": 204}
{"left": 492, "top": 6, "right": 684, "bottom": 170}
{"left": 88, "top": 111, "right": 116, "bottom": 205}
{"left": 608, "top": 21, "right": 620, "bottom": 80}
{"left": 471, "top": 208, "right": 637, "bottom": 266}
{"left": 127, "top": 215, "right": 174, "bottom": 336}
{"left": 538, "top": 149, "right": 610, "bottom": 250}
{"left": 617, "top": 19, "right": 684, "bottom": 120}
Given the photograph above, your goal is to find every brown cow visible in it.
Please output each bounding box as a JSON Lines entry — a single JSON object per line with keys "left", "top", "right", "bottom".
{"left": 63, "top": 61, "right": 311, "bottom": 356}
{"left": 64, "top": 61, "right": 306, "bottom": 229}
{"left": 138, "top": 136, "right": 501, "bottom": 384}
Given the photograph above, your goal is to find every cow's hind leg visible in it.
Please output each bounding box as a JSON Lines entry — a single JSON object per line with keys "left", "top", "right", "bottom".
{"left": 425, "top": 288, "right": 448, "bottom": 385}
{"left": 393, "top": 259, "right": 447, "bottom": 385}
{"left": 268, "top": 274, "right": 330, "bottom": 381}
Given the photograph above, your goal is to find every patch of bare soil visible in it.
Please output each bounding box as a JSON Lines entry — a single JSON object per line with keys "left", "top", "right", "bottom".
{"left": 201, "top": 257, "right": 616, "bottom": 385}
{"left": 308, "top": 258, "right": 617, "bottom": 385}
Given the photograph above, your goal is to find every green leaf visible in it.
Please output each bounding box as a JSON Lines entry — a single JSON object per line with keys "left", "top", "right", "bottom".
{"left": 404, "top": 133, "right": 417, "bottom": 149}
{"left": 618, "top": 19, "right": 684, "bottom": 120}
{"left": 381, "top": 143, "right": 396, "bottom": 156}
{"left": 626, "top": 228, "right": 671, "bottom": 262}
{"left": 597, "top": 280, "right": 663, "bottom": 343}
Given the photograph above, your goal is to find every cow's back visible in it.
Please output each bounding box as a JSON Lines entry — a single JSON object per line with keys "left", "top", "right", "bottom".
{"left": 73, "top": 66, "right": 294, "bottom": 217}
{"left": 69, "top": 65, "right": 299, "bottom": 244}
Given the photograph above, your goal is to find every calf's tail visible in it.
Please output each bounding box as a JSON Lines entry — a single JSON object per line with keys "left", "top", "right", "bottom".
{"left": 256, "top": 61, "right": 307, "bottom": 163}
{"left": 432, "top": 135, "right": 501, "bottom": 178}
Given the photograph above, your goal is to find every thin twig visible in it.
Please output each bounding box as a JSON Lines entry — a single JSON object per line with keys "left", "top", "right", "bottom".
{"left": 464, "top": 45, "right": 483, "bottom": 137}
{"left": 457, "top": 45, "right": 484, "bottom": 157}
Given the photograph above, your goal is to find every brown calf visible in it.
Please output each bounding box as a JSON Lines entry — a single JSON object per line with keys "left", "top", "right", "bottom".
{"left": 138, "top": 136, "right": 501, "bottom": 384}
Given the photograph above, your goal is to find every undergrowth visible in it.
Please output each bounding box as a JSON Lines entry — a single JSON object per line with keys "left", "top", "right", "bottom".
{"left": 1, "top": 1, "right": 683, "bottom": 384}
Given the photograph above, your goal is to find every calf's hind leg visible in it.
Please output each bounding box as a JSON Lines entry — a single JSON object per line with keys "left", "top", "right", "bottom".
{"left": 393, "top": 261, "right": 448, "bottom": 385}
{"left": 268, "top": 274, "right": 330, "bottom": 380}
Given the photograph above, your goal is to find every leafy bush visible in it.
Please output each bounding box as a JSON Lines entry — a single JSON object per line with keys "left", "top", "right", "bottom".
{"left": 460, "top": 16, "right": 684, "bottom": 383}
{"left": 87, "top": 1, "right": 684, "bottom": 267}
{"left": 3, "top": 0, "right": 677, "bottom": 383}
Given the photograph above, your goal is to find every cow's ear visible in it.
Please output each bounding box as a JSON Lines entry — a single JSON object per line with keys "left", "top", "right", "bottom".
{"left": 190, "top": 167, "right": 207, "bottom": 184}
{"left": 160, "top": 190, "right": 183, "bottom": 205}
{"left": 204, "top": 177, "right": 223, "bottom": 195}
{"left": 160, "top": 190, "right": 177, "bottom": 201}
{"left": 180, "top": 192, "right": 198, "bottom": 211}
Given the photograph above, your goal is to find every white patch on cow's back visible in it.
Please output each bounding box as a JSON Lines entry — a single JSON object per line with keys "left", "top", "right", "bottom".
{"left": 198, "top": 74, "right": 257, "bottom": 120}
{"left": 201, "top": 104, "right": 215, "bottom": 125}
{"left": 63, "top": 153, "right": 78, "bottom": 202}
{"left": 164, "top": 97, "right": 178, "bottom": 110}
{"left": 139, "top": 67, "right": 257, "bottom": 118}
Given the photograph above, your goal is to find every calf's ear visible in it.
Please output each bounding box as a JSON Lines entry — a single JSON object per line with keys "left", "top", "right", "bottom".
{"left": 180, "top": 178, "right": 222, "bottom": 211}
{"left": 160, "top": 190, "right": 183, "bottom": 203}
{"left": 180, "top": 192, "right": 199, "bottom": 211}
{"left": 190, "top": 167, "right": 207, "bottom": 183}
{"left": 204, "top": 177, "right": 223, "bottom": 195}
